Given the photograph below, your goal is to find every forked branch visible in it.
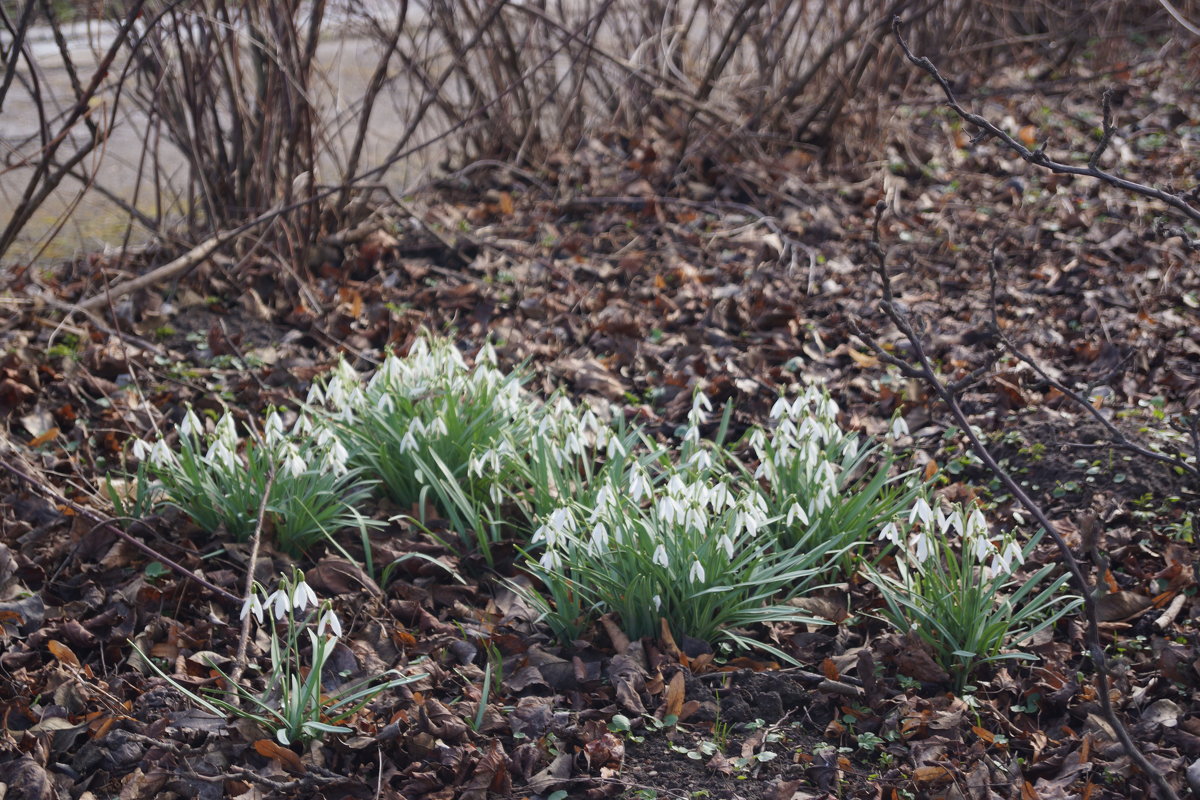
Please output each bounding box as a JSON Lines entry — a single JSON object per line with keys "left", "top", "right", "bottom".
{"left": 892, "top": 16, "right": 1200, "bottom": 227}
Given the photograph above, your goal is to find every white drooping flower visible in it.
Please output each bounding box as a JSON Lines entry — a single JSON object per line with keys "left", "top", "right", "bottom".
{"left": 890, "top": 416, "right": 909, "bottom": 438}
{"left": 264, "top": 411, "right": 285, "bottom": 446}
{"left": 689, "top": 560, "right": 706, "bottom": 584}
{"left": 181, "top": 407, "right": 204, "bottom": 439}
{"left": 991, "top": 539, "right": 1024, "bottom": 576}
{"left": 629, "top": 467, "right": 650, "bottom": 504}
{"left": 290, "top": 580, "right": 319, "bottom": 613}
{"left": 878, "top": 521, "right": 903, "bottom": 546}
{"left": 240, "top": 591, "right": 265, "bottom": 625}
{"left": 149, "top": 439, "right": 175, "bottom": 467}
{"left": 909, "top": 496, "right": 933, "bottom": 527}
{"left": 590, "top": 523, "right": 609, "bottom": 552}
{"left": 281, "top": 443, "right": 306, "bottom": 478}
{"left": 652, "top": 544, "right": 670, "bottom": 569}
{"left": 971, "top": 531, "right": 994, "bottom": 562}
{"left": 716, "top": 533, "right": 734, "bottom": 559}
{"left": 205, "top": 438, "right": 239, "bottom": 472}
{"left": 321, "top": 438, "right": 349, "bottom": 475}
{"left": 912, "top": 529, "right": 934, "bottom": 564}
{"left": 539, "top": 548, "right": 563, "bottom": 571}
{"left": 317, "top": 607, "right": 343, "bottom": 638}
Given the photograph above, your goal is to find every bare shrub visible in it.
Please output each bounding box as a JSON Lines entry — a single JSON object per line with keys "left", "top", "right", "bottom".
{"left": 2, "top": 0, "right": 1189, "bottom": 268}
{"left": 0, "top": 0, "right": 148, "bottom": 263}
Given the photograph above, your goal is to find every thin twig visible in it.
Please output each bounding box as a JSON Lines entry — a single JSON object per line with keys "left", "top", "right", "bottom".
{"left": 230, "top": 465, "right": 277, "bottom": 691}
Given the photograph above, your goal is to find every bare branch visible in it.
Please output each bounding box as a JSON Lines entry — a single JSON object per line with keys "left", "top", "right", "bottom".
{"left": 892, "top": 15, "right": 1200, "bottom": 227}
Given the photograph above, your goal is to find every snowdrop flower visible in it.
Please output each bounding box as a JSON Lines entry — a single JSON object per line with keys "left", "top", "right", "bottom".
{"left": 818, "top": 460, "right": 838, "bottom": 489}
{"left": 214, "top": 414, "right": 238, "bottom": 448}
{"left": 317, "top": 608, "right": 343, "bottom": 638}
{"left": 967, "top": 508, "right": 988, "bottom": 538}
{"left": 936, "top": 506, "right": 952, "bottom": 536}
{"left": 606, "top": 435, "right": 626, "bottom": 459}
{"left": 264, "top": 412, "right": 285, "bottom": 446}
{"left": 689, "top": 560, "right": 706, "bottom": 584}
{"left": 971, "top": 531, "right": 994, "bottom": 562}
{"left": 398, "top": 428, "right": 419, "bottom": 454}
{"left": 657, "top": 496, "right": 681, "bottom": 527}
{"left": 878, "top": 521, "right": 903, "bottom": 546}
{"left": 292, "top": 414, "right": 313, "bottom": 437}
{"left": 268, "top": 589, "right": 291, "bottom": 620}
{"left": 428, "top": 416, "right": 449, "bottom": 437}
{"left": 843, "top": 436, "right": 859, "bottom": 460}
{"left": 534, "top": 507, "right": 574, "bottom": 548}
{"left": 306, "top": 383, "right": 325, "bottom": 405}
{"left": 909, "top": 496, "right": 933, "bottom": 527}
{"left": 890, "top": 416, "right": 909, "bottom": 438}
{"left": 912, "top": 529, "right": 934, "bottom": 564}
{"left": 754, "top": 457, "right": 777, "bottom": 482}
{"left": 181, "top": 407, "right": 204, "bottom": 439}
{"left": 281, "top": 443, "right": 307, "bottom": 478}
{"left": 683, "top": 425, "right": 701, "bottom": 446}
{"left": 652, "top": 595, "right": 662, "bottom": 611}
{"left": 786, "top": 502, "right": 809, "bottom": 527}
{"left": 688, "top": 449, "right": 713, "bottom": 471}
{"left": 149, "top": 439, "right": 174, "bottom": 467}
{"left": 709, "top": 482, "right": 731, "bottom": 511}
{"left": 770, "top": 397, "right": 790, "bottom": 420}
{"left": 717, "top": 534, "right": 735, "bottom": 559}
{"left": 205, "top": 438, "right": 239, "bottom": 471}
{"left": 290, "top": 580, "right": 319, "bottom": 613}
{"left": 131, "top": 438, "right": 152, "bottom": 461}
{"left": 652, "top": 544, "right": 670, "bottom": 569}
{"left": 590, "top": 523, "right": 609, "bottom": 551}
{"left": 747, "top": 428, "right": 766, "bottom": 455}
{"left": 629, "top": 467, "right": 649, "bottom": 504}
{"left": 539, "top": 548, "right": 563, "bottom": 571}
{"left": 819, "top": 395, "right": 839, "bottom": 420}
{"left": 322, "top": 438, "right": 349, "bottom": 475}
{"left": 991, "top": 539, "right": 1024, "bottom": 576}
{"left": 240, "top": 592, "right": 265, "bottom": 625}
{"left": 593, "top": 485, "right": 614, "bottom": 516}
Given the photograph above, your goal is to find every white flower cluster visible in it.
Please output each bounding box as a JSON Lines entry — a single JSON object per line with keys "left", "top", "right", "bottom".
{"left": 240, "top": 575, "right": 342, "bottom": 637}
{"left": 879, "top": 499, "right": 1024, "bottom": 580}
{"left": 311, "top": 339, "right": 538, "bottom": 483}
{"left": 533, "top": 458, "right": 769, "bottom": 586}
{"left": 748, "top": 386, "right": 850, "bottom": 521}
{"left": 133, "top": 406, "right": 350, "bottom": 479}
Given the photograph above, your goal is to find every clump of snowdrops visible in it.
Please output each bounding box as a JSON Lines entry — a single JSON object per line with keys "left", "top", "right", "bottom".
{"left": 134, "top": 570, "right": 422, "bottom": 746}
{"left": 868, "top": 500, "right": 1081, "bottom": 688}
{"left": 741, "top": 388, "right": 924, "bottom": 577}
{"left": 311, "top": 338, "right": 538, "bottom": 562}
{"left": 521, "top": 393, "right": 836, "bottom": 660}
{"left": 127, "top": 408, "right": 375, "bottom": 556}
